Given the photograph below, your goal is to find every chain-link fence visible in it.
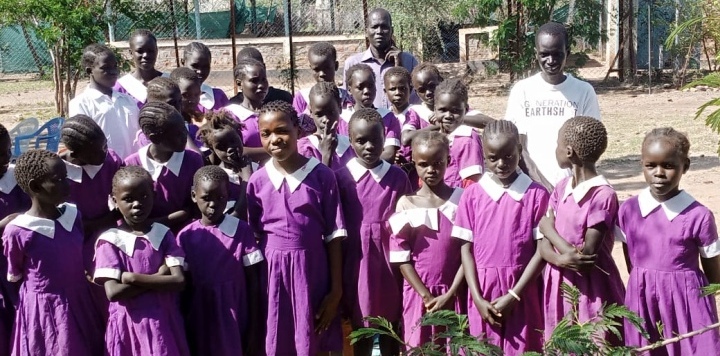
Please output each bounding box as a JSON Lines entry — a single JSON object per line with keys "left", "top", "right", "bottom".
{"left": 0, "top": 0, "right": 707, "bottom": 92}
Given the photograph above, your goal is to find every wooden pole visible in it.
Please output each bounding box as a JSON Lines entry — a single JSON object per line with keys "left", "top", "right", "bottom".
{"left": 230, "top": 0, "right": 238, "bottom": 95}
{"left": 169, "top": 0, "right": 181, "bottom": 67}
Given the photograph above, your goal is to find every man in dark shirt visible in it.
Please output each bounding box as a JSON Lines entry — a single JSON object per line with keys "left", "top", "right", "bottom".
{"left": 227, "top": 47, "right": 294, "bottom": 105}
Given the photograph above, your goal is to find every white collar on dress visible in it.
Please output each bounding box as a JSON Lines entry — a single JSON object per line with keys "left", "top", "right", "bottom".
{"left": 10, "top": 203, "right": 77, "bottom": 239}
{"left": 265, "top": 157, "right": 320, "bottom": 192}
{"left": 562, "top": 175, "right": 611, "bottom": 202}
{"left": 117, "top": 73, "right": 159, "bottom": 103}
{"left": 218, "top": 215, "right": 240, "bottom": 237}
{"left": 64, "top": 155, "right": 106, "bottom": 183}
{"left": 638, "top": 188, "right": 695, "bottom": 221}
{"left": 84, "top": 86, "right": 122, "bottom": 101}
{"left": 388, "top": 188, "right": 463, "bottom": 233}
{"left": 138, "top": 145, "right": 184, "bottom": 179}
{"left": 479, "top": 170, "right": 532, "bottom": 202}
{"left": 224, "top": 104, "right": 256, "bottom": 121}
{"left": 0, "top": 165, "right": 18, "bottom": 193}
{"left": 347, "top": 158, "right": 391, "bottom": 183}
{"left": 410, "top": 104, "right": 433, "bottom": 123}
{"left": 96, "top": 223, "right": 169, "bottom": 257}
{"left": 199, "top": 83, "right": 216, "bottom": 110}
{"left": 340, "top": 108, "right": 353, "bottom": 123}
{"left": 446, "top": 125, "right": 474, "bottom": 145}
{"left": 308, "top": 134, "right": 351, "bottom": 156}
{"left": 219, "top": 161, "right": 258, "bottom": 186}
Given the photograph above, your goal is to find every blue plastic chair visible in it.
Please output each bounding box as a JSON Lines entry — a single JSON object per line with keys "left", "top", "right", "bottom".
{"left": 12, "top": 117, "right": 65, "bottom": 158}
{"left": 8, "top": 118, "right": 40, "bottom": 160}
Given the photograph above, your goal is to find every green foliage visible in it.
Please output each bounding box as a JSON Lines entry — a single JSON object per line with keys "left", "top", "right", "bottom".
{"left": 702, "top": 283, "right": 720, "bottom": 296}
{"left": 682, "top": 73, "right": 720, "bottom": 154}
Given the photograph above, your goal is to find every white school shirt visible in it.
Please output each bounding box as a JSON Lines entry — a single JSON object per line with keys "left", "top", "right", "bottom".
{"left": 504, "top": 73, "right": 601, "bottom": 185}
{"left": 69, "top": 87, "right": 140, "bottom": 159}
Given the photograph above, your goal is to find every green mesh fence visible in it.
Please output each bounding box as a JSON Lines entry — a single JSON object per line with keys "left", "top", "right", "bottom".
{"left": 0, "top": 25, "right": 52, "bottom": 74}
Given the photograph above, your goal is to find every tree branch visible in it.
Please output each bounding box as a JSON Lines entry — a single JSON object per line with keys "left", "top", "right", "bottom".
{"left": 634, "top": 321, "right": 720, "bottom": 353}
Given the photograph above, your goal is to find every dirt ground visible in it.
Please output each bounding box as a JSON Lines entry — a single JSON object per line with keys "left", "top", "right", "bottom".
{"left": 1, "top": 77, "right": 720, "bottom": 287}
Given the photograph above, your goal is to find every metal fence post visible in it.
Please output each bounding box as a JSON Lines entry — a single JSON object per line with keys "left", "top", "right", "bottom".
{"left": 283, "top": 0, "right": 295, "bottom": 95}
{"left": 193, "top": 0, "right": 202, "bottom": 39}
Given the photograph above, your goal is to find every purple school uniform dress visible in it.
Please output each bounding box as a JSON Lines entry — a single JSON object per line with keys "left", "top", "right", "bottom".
{"left": 247, "top": 157, "right": 346, "bottom": 355}
{"left": 177, "top": 216, "right": 264, "bottom": 356}
{"left": 65, "top": 149, "right": 124, "bottom": 270}
{"left": 219, "top": 161, "right": 259, "bottom": 214}
{"left": 389, "top": 188, "right": 466, "bottom": 347}
{"left": 4, "top": 204, "right": 105, "bottom": 356}
{"left": 224, "top": 104, "right": 262, "bottom": 148}
{"left": 124, "top": 146, "right": 204, "bottom": 221}
{"left": 114, "top": 73, "right": 169, "bottom": 109}
{"left": 198, "top": 84, "right": 229, "bottom": 114}
{"left": 452, "top": 172, "right": 547, "bottom": 354}
{"left": 337, "top": 108, "right": 402, "bottom": 148}
{"left": 445, "top": 125, "right": 484, "bottom": 188}
{"left": 94, "top": 223, "right": 188, "bottom": 356}
{"left": 297, "top": 134, "right": 356, "bottom": 169}
{"left": 542, "top": 176, "right": 625, "bottom": 342}
{"left": 617, "top": 189, "right": 720, "bottom": 354}
{"left": 335, "top": 159, "right": 412, "bottom": 327}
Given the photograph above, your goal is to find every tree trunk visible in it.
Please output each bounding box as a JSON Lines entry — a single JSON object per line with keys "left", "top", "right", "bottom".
{"left": 20, "top": 26, "right": 45, "bottom": 76}
{"left": 567, "top": 0, "right": 577, "bottom": 25}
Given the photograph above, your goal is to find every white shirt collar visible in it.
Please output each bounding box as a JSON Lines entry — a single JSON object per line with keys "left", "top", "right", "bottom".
{"left": 219, "top": 161, "right": 258, "bottom": 186}
{"left": 96, "top": 223, "right": 170, "bottom": 257}
{"left": 224, "top": 104, "right": 256, "bottom": 121}
{"left": 265, "top": 157, "right": 321, "bottom": 193}
{"left": 438, "top": 187, "right": 464, "bottom": 222}
{"left": 638, "top": 188, "right": 695, "bottom": 221}
{"left": 394, "top": 107, "right": 409, "bottom": 124}
{"left": 64, "top": 157, "right": 106, "bottom": 183}
{"left": 217, "top": 215, "right": 240, "bottom": 237}
{"left": 308, "top": 134, "right": 351, "bottom": 156}
{"left": 10, "top": 203, "right": 78, "bottom": 239}
{"left": 479, "top": 170, "right": 532, "bottom": 202}
{"left": 0, "top": 166, "right": 18, "bottom": 193}
{"left": 138, "top": 145, "right": 185, "bottom": 179}
{"left": 562, "top": 175, "right": 611, "bottom": 202}
{"left": 346, "top": 158, "right": 391, "bottom": 183}
{"left": 446, "top": 125, "right": 474, "bottom": 145}
{"left": 199, "top": 83, "right": 216, "bottom": 110}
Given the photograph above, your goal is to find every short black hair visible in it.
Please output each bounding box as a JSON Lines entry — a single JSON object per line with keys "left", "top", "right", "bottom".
{"left": 345, "top": 63, "right": 375, "bottom": 88}
{"left": 112, "top": 165, "right": 152, "bottom": 194}
{"left": 147, "top": 77, "right": 179, "bottom": 103}
{"left": 483, "top": 120, "right": 520, "bottom": 143}
{"left": 15, "top": 149, "right": 59, "bottom": 194}
{"left": 61, "top": 115, "right": 105, "bottom": 151}
{"left": 259, "top": 100, "right": 299, "bottom": 126}
{"left": 138, "top": 101, "right": 183, "bottom": 136}
{"left": 411, "top": 63, "right": 442, "bottom": 83}
{"left": 435, "top": 78, "right": 468, "bottom": 105}
{"left": 309, "top": 81, "right": 341, "bottom": 106}
{"left": 233, "top": 58, "right": 265, "bottom": 81}
{"left": 367, "top": 8, "right": 392, "bottom": 27}
{"left": 198, "top": 110, "right": 243, "bottom": 148}
{"left": 412, "top": 130, "right": 449, "bottom": 155}
{"left": 384, "top": 66, "right": 411, "bottom": 86}
{"left": 0, "top": 123, "right": 9, "bottom": 143}
{"left": 193, "top": 165, "right": 229, "bottom": 188}
{"left": 81, "top": 43, "right": 115, "bottom": 70}
{"left": 183, "top": 41, "right": 211, "bottom": 62}
{"left": 561, "top": 116, "right": 608, "bottom": 163}
{"left": 308, "top": 42, "right": 337, "bottom": 62}
{"left": 236, "top": 47, "right": 264, "bottom": 64}
{"left": 642, "top": 127, "right": 691, "bottom": 160}
{"left": 129, "top": 29, "right": 157, "bottom": 44}
{"left": 170, "top": 66, "right": 199, "bottom": 82}
{"left": 348, "top": 108, "right": 383, "bottom": 136}
{"left": 536, "top": 22, "right": 569, "bottom": 48}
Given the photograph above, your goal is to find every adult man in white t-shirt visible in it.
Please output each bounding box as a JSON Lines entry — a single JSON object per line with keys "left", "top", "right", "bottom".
{"left": 505, "top": 22, "right": 601, "bottom": 190}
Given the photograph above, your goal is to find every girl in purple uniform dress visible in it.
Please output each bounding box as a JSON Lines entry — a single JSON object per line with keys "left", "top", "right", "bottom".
{"left": 224, "top": 58, "right": 271, "bottom": 163}
{"left": 246, "top": 101, "right": 344, "bottom": 355}
{"left": 0, "top": 125, "right": 29, "bottom": 356}
{"left": 434, "top": 79, "right": 483, "bottom": 188}
{"left": 124, "top": 102, "right": 204, "bottom": 232}
{"left": 297, "top": 82, "right": 356, "bottom": 169}
{"left": 618, "top": 128, "right": 720, "bottom": 354}
{"left": 340, "top": 63, "right": 401, "bottom": 163}
{"left": 335, "top": 108, "right": 412, "bottom": 355}
{"left": 114, "top": 29, "right": 165, "bottom": 109}
{"left": 94, "top": 166, "right": 188, "bottom": 356}
{"left": 170, "top": 67, "right": 205, "bottom": 150}
{"left": 539, "top": 117, "right": 625, "bottom": 344}
{"left": 177, "top": 166, "right": 263, "bottom": 356}
{"left": 389, "top": 131, "right": 465, "bottom": 349}
{"left": 198, "top": 111, "right": 258, "bottom": 220}
{"left": 452, "top": 121, "right": 547, "bottom": 355}
{"left": 4, "top": 149, "right": 104, "bottom": 356}
{"left": 181, "top": 42, "right": 229, "bottom": 114}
